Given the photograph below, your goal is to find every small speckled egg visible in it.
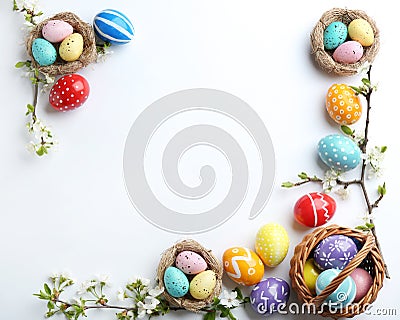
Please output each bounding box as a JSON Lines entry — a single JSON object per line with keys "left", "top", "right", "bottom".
{"left": 250, "top": 277, "right": 290, "bottom": 315}
{"left": 59, "top": 33, "right": 84, "bottom": 62}
{"left": 175, "top": 251, "right": 207, "bottom": 275}
{"left": 333, "top": 41, "right": 364, "bottom": 64}
{"left": 323, "top": 21, "right": 348, "bottom": 50}
{"left": 222, "top": 247, "right": 264, "bottom": 286}
{"left": 314, "top": 235, "right": 358, "bottom": 270}
{"left": 348, "top": 18, "right": 374, "bottom": 46}
{"left": 189, "top": 270, "right": 217, "bottom": 300}
{"left": 318, "top": 134, "right": 361, "bottom": 172}
{"left": 350, "top": 268, "right": 373, "bottom": 302}
{"left": 316, "top": 269, "right": 356, "bottom": 308}
{"left": 163, "top": 266, "right": 189, "bottom": 298}
{"left": 326, "top": 84, "right": 362, "bottom": 125}
{"left": 255, "top": 223, "right": 289, "bottom": 267}
{"left": 42, "top": 20, "right": 73, "bottom": 43}
{"left": 294, "top": 192, "right": 336, "bottom": 228}
{"left": 304, "top": 259, "right": 321, "bottom": 294}
{"left": 31, "top": 38, "right": 57, "bottom": 66}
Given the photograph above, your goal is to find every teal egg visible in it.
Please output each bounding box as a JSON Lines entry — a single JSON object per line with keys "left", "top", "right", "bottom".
{"left": 318, "top": 134, "right": 361, "bottom": 172}
{"left": 324, "top": 22, "right": 348, "bottom": 50}
{"left": 316, "top": 269, "right": 356, "bottom": 308}
{"left": 164, "top": 266, "right": 189, "bottom": 298}
{"left": 32, "top": 38, "right": 57, "bottom": 66}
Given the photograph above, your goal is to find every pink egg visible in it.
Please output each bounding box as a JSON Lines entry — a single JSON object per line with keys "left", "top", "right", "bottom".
{"left": 333, "top": 41, "right": 364, "bottom": 64}
{"left": 350, "top": 268, "right": 373, "bottom": 302}
{"left": 175, "top": 251, "right": 207, "bottom": 275}
{"left": 42, "top": 20, "right": 73, "bottom": 43}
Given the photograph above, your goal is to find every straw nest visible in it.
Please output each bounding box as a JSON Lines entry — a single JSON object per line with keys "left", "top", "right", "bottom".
{"left": 289, "top": 224, "right": 384, "bottom": 318}
{"left": 26, "top": 12, "right": 97, "bottom": 76}
{"left": 157, "top": 239, "right": 223, "bottom": 312}
{"left": 311, "top": 8, "right": 379, "bottom": 76}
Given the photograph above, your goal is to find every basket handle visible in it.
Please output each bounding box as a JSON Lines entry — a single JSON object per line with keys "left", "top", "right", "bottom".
{"left": 310, "top": 233, "right": 374, "bottom": 306}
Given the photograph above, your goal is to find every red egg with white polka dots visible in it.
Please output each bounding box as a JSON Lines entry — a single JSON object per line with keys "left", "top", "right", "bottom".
{"left": 49, "top": 74, "right": 90, "bottom": 111}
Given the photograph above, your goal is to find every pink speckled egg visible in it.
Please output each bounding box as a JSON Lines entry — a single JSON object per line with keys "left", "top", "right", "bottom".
{"left": 175, "top": 251, "right": 207, "bottom": 275}
{"left": 350, "top": 268, "right": 373, "bottom": 302}
{"left": 42, "top": 20, "right": 73, "bottom": 43}
{"left": 333, "top": 41, "right": 364, "bottom": 64}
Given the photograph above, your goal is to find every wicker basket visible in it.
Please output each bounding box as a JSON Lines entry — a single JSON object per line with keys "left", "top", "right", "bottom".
{"left": 26, "top": 12, "right": 97, "bottom": 76}
{"left": 157, "top": 239, "right": 223, "bottom": 312}
{"left": 311, "top": 8, "right": 380, "bottom": 76}
{"left": 289, "top": 225, "right": 384, "bottom": 318}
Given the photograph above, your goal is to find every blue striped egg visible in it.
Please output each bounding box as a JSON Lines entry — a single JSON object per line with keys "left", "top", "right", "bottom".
{"left": 316, "top": 269, "right": 356, "bottom": 308}
{"left": 318, "top": 134, "right": 361, "bottom": 172}
{"left": 93, "top": 9, "right": 134, "bottom": 45}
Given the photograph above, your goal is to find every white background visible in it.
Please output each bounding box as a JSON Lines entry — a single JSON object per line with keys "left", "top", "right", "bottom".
{"left": 0, "top": 0, "right": 398, "bottom": 319}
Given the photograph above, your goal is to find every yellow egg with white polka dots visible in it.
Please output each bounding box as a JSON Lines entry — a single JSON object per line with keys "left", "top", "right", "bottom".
{"left": 326, "top": 84, "right": 362, "bottom": 125}
{"left": 255, "top": 223, "right": 289, "bottom": 267}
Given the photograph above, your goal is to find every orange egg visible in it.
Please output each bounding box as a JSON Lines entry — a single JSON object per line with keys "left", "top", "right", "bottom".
{"left": 326, "top": 84, "right": 362, "bottom": 125}
{"left": 222, "top": 247, "right": 264, "bottom": 286}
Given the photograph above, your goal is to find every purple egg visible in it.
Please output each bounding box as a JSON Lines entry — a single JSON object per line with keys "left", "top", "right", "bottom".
{"left": 250, "top": 277, "right": 290, "bottom": 315}
{"left": 314, "top": 235, "right": 358, "bottom": 270}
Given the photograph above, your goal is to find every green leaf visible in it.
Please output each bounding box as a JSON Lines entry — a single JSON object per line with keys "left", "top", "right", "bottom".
{"left": 380, "top": 146, "right": 387, "bottom": 153}
{"left": 350, "top": 86, "right": 362, "bottom": 95}
{"left": 366, "top": 222, "right": 375, "bottom": 229}
{"left": 355, "top": 225, "right": 368, "bottom": 231}
{"left": 13, "top": 0, "right": 19, "bottom": 11}
{"left": 341, "top": 125, "right": 353, "bottom": 136}
{"left": 281, "top": 182, "right": 294, "bottom": 188}
{"left": 234, "top": 287, "right": 243, "bottom": 300}
{"left": 36, "top": 146, "right": 46, "bottom": 156}
{"left": 15, "top": 61, "right": 27, "bottom": 68}
{"left": 47, "top": 301, "right": 55, "bottom": 310}
{"left": 220, "top": 308, "right": 229, "bottom": 317}
{"left": 204, "top": 311, "right": 216, "bottom": 320}
{"left": 44, "top": 283, "right": 52, "bottom": 295}
{"left": 298, "top": 172, "right": 308, "bottom": 180}
{"left": 362, "top": 78, "right": 371, "bottom": 86}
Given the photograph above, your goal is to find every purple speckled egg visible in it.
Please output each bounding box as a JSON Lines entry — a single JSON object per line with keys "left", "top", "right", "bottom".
{"left": 350, "top": 268, "right": 373, "bottom": 302}
{"left": 42, "top": 20, "right": 73, "bottom": 43}
{"left": 175, "top": 250, "right": 207, "bottom": 275}
{"left": 333, "top": 41, "right": 364, "bottom": 64}
{"left": 314, "top": 235, "right": 358, "bottom": 270}
{"left": 250, "top": 277, "right": 290, "bottom": 315}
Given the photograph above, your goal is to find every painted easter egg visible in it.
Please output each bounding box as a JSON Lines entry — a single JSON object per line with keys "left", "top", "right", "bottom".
{"left": 42, "top": 20, "right": 73, "bottom": 43}
{"left": 314, "top": 235, "right": 358, "bottom": 270}
{"left": 222, "top": 247, "right": 264, "bottom": 286}
{"left": 163, "top": 266, "right": 189, "bottom": 298}
{"left": 59, "top": 33, "right": 84, "bottom": 62}
{"left": 49, "top": 74, "right": 90, "bottom": 112}
{"left": 326, "top": 84, "right": 362, "bottom": 125}
{"left": 316, "top": 269, "right": 356, "bottom": 308}
{"left": 31, "top": 38, "right": 57, "bottom": 66}
{"left": 333, "top": 41, "right": 364, "bottom": 64}
{"left": 189, "top": 270, "right": 217, "bottom": 300}
{"left": 350, "top": 268, "right": 373, "bottom": 302}
{"left": 323, "top": 21, "right": 348, "bottom": 50}
{"left": 348, "top": 18, "right": 374, "bottom": 46}
{"left": 318, "top": 134, "right": 361, "bottom": 172}
{"left": 250, "top": 277, "right": 290, "bottom": 315}
{"left": 175, "top": 251, "right": 207, "bottom": 275}
{"left": 93, "top": 9, "right": 134, "bottom": 45}
{"left": 304, "top": 259, "right": 321, "bottom": 294}
{"left": 255, "top": 223, "right": 289, "bottom": 267}
{"left": 294, "top": 192, "right": 336, "bottom": 228}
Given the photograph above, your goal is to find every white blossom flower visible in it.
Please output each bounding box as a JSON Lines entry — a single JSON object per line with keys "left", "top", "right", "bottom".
{"left": 357, "top": 61, "right": 371, "bottom": 74}
{"left": 77, "top": 280, "right": 95, "bottom": 295}
{"left": 365, "top": 146, "right": 385, "bottom": 179}
{"left": 26, "top": 141, "right": 37, "bottom": 153}
{"left": 137, "top": 301, "right": 147, "bottom": 319}
{"left": 127, "top": 311, "right": 134, "bottom": 317}
{"left": 335, "top": 187, "right": 350, "bottom": 200}
{"left": 117, "top": 288, "right": 126, "bottom": 301}
{"left": 322, "top": 169, "right": 340, "bottom": 192}
{"left": 148, "top": 286, "right": 164, "bottom": 297}
{"left": 96, "top": 274, "right": 111, "bottom": 287}
{"left": 220, "top": 290, "right": 240, "bottom": 308}
{"left": 96, "top": 50, "right": 114, "bottom": 63}
{"left": 69, "top": 297, "right": 81, "bottom": 305}
{"left": 143, "top": 296, "right": 160, "bottom": 309}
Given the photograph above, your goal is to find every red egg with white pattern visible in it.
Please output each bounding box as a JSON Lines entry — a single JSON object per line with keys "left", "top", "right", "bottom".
{"left": 49, "top": 74, "right": 90, "bottom": 112}
{"left": 293, "top": 192, "right": 336, "bottom": 228}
